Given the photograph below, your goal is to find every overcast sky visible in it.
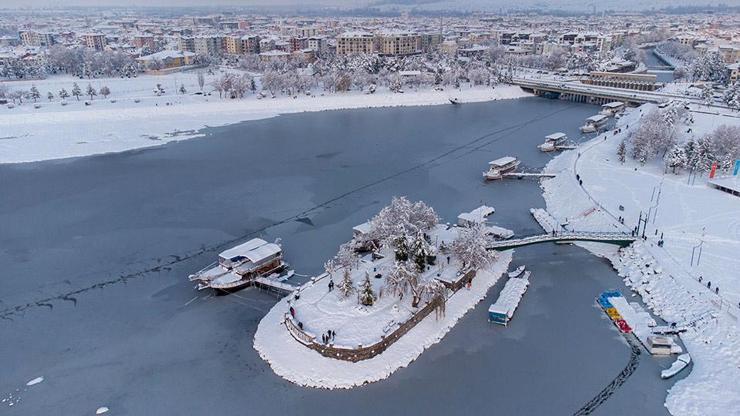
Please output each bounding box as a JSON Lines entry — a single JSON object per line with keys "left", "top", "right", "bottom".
{"left": 0, "top": 0, "right": 726, "bottom": 10}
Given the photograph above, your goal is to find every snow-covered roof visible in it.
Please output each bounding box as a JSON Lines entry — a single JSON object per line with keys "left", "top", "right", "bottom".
{"left": 219, "top": 238, "right": 269, "bottom": 260}
{"left": 136, "top": 49, "right": 195, "bottom": 61}
{"left": 243, "top": 243, "right": 281, "bottom": 263}
{"left": 602, "top": 101, "right": 624, "bottom": 108}
{"left": 489, "top": 156, "right": 517, "bottom": 167}
{"left": 545, "top": 132, "right": 567, "bottom": 141}
{"left": 260, "top": 50, "right": 290, "bottom": 56}
{"left": 457, "top": 205, "right": 495, "bottom": 225}
{"left": 586, "top": 114, "right": 608, "bottom": 123}
{"left": 488, "top": 273, "right": 529, "bottom": 317}
{"left": 352, "top": 221, "right": 372, "bottom": 235}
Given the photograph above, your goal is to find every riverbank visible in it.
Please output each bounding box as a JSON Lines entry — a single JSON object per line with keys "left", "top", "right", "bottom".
{"left": 540, "top": 105, "right": 740, "bottom": 416}
{"left": 0, "top": 83, "right": 529, "bottom": 164}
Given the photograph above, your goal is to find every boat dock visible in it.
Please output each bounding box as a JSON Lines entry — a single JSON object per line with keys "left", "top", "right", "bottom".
{"left": 502, "top": 172, "right": 557, "bottom": 179}
{"left": 254, "top": 275, "right": 298, "bottom": 296}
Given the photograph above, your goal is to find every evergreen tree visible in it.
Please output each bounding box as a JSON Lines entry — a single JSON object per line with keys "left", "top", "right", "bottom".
{"left": 59, "top": 88, "right": 70, "bottom": 100}
{"left": 71, "top": 82, "right": 82, "bottom": 100}
{"left": 359, "top": 273, "right": 376, "bottom": 306}
{"left": 29, "top": 85, "right": 40, "bottom": 102}
{"left": 179, "top": 83, "right": 187, "bottom": 94}
{"left": 99, "top": 85, "right": 110, "bottom": 98}
{"left": 47, "top": 91, "right": 54, "bottom": 101}
{"left": 617, "top": 140, "right": 627, "bottom": 163}
{"left": 665, "top": 144, "right": 687, "bottom": 174}
{"left": 86, "top": 83, "right": 97, "bottom": 100}
{"left": 338, "top": 269, "right": 355, "bottom": 299}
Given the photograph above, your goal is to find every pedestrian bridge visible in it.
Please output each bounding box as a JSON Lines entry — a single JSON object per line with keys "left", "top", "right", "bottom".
{"left": 486, "top": 231, "right": 638, "bottom": 251}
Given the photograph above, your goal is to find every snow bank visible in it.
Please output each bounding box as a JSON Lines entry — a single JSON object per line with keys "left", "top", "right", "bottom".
{"left": 253, "top": 251, "right": 512, "bottom": 389}
{"left": 540, "top": 105, "right": 740, "bottom": 416}
{"left": 0, "top": 77, "right": 530, "bottom": 164}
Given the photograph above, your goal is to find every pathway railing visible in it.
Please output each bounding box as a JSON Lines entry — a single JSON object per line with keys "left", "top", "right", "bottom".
{"left": 487, "top": 231, "right": 637, "bottom": 250}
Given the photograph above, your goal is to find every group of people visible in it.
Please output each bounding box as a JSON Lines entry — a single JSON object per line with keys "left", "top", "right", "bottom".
{"left": 321, "top": 330, "right": 336, "bottom": 345}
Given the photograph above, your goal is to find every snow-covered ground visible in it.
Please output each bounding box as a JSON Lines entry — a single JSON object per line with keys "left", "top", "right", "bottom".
{"left": 0, "top": 72, "right": 530, "bottom": 164}
{"left": 253, "top": 250, "right": 512, "bottom": 389}
{"left": 540, "top": 105, "right": 740, "bottom": 416}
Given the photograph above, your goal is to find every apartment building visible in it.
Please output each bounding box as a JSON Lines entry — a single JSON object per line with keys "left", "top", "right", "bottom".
{"left": 225, "top": 35, "right": 243, "bottom": 54}
{"left": 194, "top": 35, "right": 222, "bottom": 56}
{"left": 307, "top": 36, "right": 327, "bottom": 53}
{"left": 376, "top": 31, "right": 421, "bottom": 56}
{"left": 19, "top": 30, "right": 55, "bottom": 47}
{"left": 82, "top": 33, "right": 107, "bottom": 50}
{"left": 336, "top": 31, "right": 374, "bottom": 55}
{"left": 241, "top": 35, "right": 261, "bottom": 54}
{"left": 178, "top": 36, "right": 195, "bottom": 53}
{"left": 133, "top": 34, "right": 155, "bottom": 49}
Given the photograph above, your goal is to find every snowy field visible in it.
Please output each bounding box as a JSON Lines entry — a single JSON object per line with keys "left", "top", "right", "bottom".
{"left": 253, "top": 250, "right": 512, "bottom": 389}
{"left": 0, "top": 72, "right": 530, "bottom": 164}
{"left": 540, "top": 105, "right": 740, "bottom": 416}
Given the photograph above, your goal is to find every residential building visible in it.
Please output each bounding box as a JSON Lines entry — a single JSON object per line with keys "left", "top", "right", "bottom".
{"left": 376, "top": 31, "right": 421, "bottom": 56}
{"left": 336, "top": 31, "right": 374, "bottom": 55}
{"left": 83, "top": 33, "right": 107, "bottom": 50}
{"left": 241, "top": 35, "right": 260, "bottom": 54}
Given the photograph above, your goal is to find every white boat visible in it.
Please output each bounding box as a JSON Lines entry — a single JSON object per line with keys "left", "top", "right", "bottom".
{"left": 580, "top": 114, "right": 608, "bottom": 133}
{"left": 538, "top": 132, "right": 567, "bottom": 152}
{"left": 189, "top": 238, "right": 288, "bottom": 292}
{"left": 661, "top": 353, "right": 691, "bottom": 379}
{"left": 600, "top": 101, "right": 625, "bottom": 117}
{"left": 508, "top": 265, "right": 526, "bottom": 278}
{"left": 483, "top": 156, "right": 520, "bottom": 180}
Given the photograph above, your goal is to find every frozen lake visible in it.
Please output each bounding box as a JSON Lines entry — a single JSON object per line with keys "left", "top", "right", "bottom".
{"left": 0, "top": 97, "right": 679, "bottom": 414}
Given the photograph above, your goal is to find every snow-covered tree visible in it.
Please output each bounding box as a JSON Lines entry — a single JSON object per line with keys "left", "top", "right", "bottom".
{"left": 71, "top": 83, "right": 82, "bottom": 101}
{"left": 29, "top": 85, "right": 40, "bottom": 102}
{"left": 689, "top": 51, "right": 729, "bottom": 85}
{"left": 701, "top": 85, "right": 714, "bottom": 106}
{"left": 664, "top": 144, "right": 687, "bottom": 174}
{"left": 333, "top": 241, "right": 359, "bottom": 271}
{"left": 47, "top": 91, "right": 54, "bottom": 101}
{"left": 617, "top": 140, "right": 627, "bottom": 163}
{"left": 338, "top": 269, "right": 355, "bottom": 299}
{"left": 709, "top": 125, "right": 740, "bottom": 171}
{"left": 58, "top": 88, "right": 69, "bottom": 100}
{"left": 86, "top": 84, "right": 97, "bottom": 100}
{"left": 197, "top": 71, "right": 205, "bottom": 91}
{"left": 451, "top": 223, "right": 496, "bottom": 273}
{"left": 359, "top": 273, "right": 376, "bottom": 306}
{"left": 723, "top": 83, "right": 740, "bottom": 110}
{"left": 385, "top": 260, "right": 420, "bottom": 304}
{"left": 367, "top": 197, "right": 439, "bottom": 249}
{"left": 410, "top": 233, "right": 433, "bottom": 272}
{"left": 99, "top": 85, "right": 110, "bottom": 98}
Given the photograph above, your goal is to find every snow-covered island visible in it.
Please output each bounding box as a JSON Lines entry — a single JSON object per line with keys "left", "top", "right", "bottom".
{"left": 540, "top": 102, "right": 740, "bottom": 416}
{"left": 254, "top": 197, "right": 513, "bottom": 388}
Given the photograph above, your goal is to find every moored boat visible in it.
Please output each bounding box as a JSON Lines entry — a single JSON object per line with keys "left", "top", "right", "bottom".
{"left": 580, "top": 114, "right": 608, "bottom": 133}
{"left": 538, "top": 132, "right": 567, "bottom": 152}
{"left": 189, "top": 238, "right": 288, "bottom": 293}
{"left": 508, "top": 265, "right": 526, "bottom": 278}
{"left": 600, "top": 101, "right": 625, "bottom": 117}
{"left": 483, "top": 156, "right": 520, "bottom": 180}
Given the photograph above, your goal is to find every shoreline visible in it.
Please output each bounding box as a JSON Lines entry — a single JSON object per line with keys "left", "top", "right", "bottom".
{"left": 540, "top": 106, "right": 740, "bottom": 416}
{"left": 0, "top": 85, "right": 531, "bottom": 165}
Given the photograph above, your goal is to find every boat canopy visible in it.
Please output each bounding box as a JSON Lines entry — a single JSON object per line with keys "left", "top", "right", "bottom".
{"left": 243, "top": 243, "right": 281, "bottom": 263}
{"left": 545, "top": 132, "right": 567, "bottom": 141}
{"left": 488, "top": 156, "right": 517, "bottom": 167}
{"left": 219, "top": 238, "right": 269, "bottom": 261}
{"left": 586, "top": 114, "right": 608, "bottom": 123}
{"left": 602, "top": 101, "right": 624, "bottom": 109}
